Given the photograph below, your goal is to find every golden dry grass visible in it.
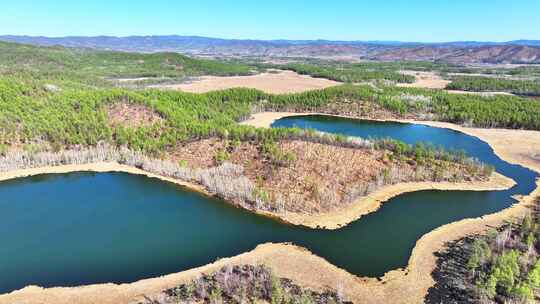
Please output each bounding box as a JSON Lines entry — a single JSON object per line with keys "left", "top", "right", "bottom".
{"left": 150, "top": 70, "right": 341, "bottom": 94}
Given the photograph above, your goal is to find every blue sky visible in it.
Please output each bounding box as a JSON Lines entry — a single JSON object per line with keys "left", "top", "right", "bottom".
{"left": 2, "top": 0, "right": 539, "bottom": 42}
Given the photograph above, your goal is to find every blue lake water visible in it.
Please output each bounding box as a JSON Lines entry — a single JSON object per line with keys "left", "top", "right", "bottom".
{"left": 0, "top": 115, "right": 536, "bottom": 293}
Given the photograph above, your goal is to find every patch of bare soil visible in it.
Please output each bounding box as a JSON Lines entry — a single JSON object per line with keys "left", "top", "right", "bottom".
{"left": 106, "top": 102, "right": 163, "bottom": 128}
{"left": 397, "top": 71, "right": 451, "bottom": 89}
{"left": 150, "top": 70, "right": 340, "bottom": 94}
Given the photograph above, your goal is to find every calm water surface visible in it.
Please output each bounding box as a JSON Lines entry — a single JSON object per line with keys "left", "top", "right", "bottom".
{"left": 0, "top": 115, "right": 536, "bottom": 293}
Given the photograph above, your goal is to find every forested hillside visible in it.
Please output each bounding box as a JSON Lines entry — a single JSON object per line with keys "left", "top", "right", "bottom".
{"left": 2, "top": 77, "right": 540, "bottom": 158}
{"left": 3, "top": 35, "right": 540, "bottom": 64}
{"left": 447, "top": 76, "right": 540, "bottom": 96}
{"left": 1, "top": 40, "right": 540, "bottom": 158}
{"left": 0, "top": 41, "right": 255, "bottom": 89}
{"left": 265, "top": 85, "right": 540, "bottom": 129}
{"left": 0, "top": 75, "right": 497, "bottom": 217}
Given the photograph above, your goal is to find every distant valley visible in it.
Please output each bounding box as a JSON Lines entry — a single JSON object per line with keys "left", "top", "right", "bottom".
{"left": 2, "top": 35, "right": 540, "bottom": 64}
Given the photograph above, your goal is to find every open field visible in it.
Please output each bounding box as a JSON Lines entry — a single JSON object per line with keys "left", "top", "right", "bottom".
{"left": 149, "top": 70, "right": 341, "bottom": 94}
{"left": 397, "top": 70, "right": 515, "bottom": 95}
{"left": 397, "top": 71, "right": 450, "bottom": 89}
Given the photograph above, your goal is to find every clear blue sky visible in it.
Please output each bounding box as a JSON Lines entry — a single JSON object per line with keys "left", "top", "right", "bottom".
{"left": 2, "top": 0, "right": 539, "bottom": 42}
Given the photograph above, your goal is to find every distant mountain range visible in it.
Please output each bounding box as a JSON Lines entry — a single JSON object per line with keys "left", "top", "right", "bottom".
{"left": 1, "top": 35, "right": 540, "bottom": 64}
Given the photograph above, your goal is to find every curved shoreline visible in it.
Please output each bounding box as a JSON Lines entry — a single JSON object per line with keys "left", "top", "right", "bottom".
{"left": 2, "top": 180, "right": 538, "bottom": 304}
{"left": 241, "top": 111, "right": 540, "bottom": 174}
{"left": 1, "top": 115, "right": 539, "bottom": 304}
{"left": 272, "top": 172, "right": 514, "bottom": 229}
{"left": 0, "top": 162, "right": 513, "bottom": 232}
{"left": 0, "top": 162, "right": 210, "bottom": 195}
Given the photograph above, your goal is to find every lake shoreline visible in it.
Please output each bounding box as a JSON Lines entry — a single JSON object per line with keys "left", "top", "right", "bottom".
{"left": 2, "top": 179, "right": 538, "bottom": 304}
{"left": 0, "top": 162, "right": 210, "bottom": 195}
{"left": 1, "top": 114, "right": 539, "bottom": 304}
{"left": 241, "top": 111, "right": 540, "bottom": 174}
{"left": 0, "top": 162, "right": 514, "bottom": 231}
{"left": 270, "top": 172, "right": 514, "bottom": 229}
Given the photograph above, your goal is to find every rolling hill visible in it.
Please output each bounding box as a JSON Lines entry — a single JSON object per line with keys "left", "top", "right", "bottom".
{"left": 1, "top": 35, "right": 540, "bottom": 64}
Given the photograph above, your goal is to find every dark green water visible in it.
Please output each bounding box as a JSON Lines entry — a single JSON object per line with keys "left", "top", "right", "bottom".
{"left": 0, "top": 115, "right": 537, "bottom": 293}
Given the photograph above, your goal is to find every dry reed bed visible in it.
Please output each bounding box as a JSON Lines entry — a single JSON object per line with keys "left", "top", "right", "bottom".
{"left": 0, "top": 130, "right": 493, "bottom": 222}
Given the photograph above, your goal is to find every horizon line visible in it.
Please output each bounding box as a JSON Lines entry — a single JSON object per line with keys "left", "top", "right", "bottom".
{"left": 1, "top": 34, "right": 539, "bottom": 45}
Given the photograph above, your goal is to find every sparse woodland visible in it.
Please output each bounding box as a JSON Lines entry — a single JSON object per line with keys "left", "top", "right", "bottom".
{"left": 138, "top": 265, "right": 349, "bottom": 304}
{"left": 447, "top": 76, "right": 540, "bottom": 96}
{"left": 427, "top": 199, "right": 540, "bottom": 304}
{"left": 276, "top": 63, "right": 416, "bottom": 83}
